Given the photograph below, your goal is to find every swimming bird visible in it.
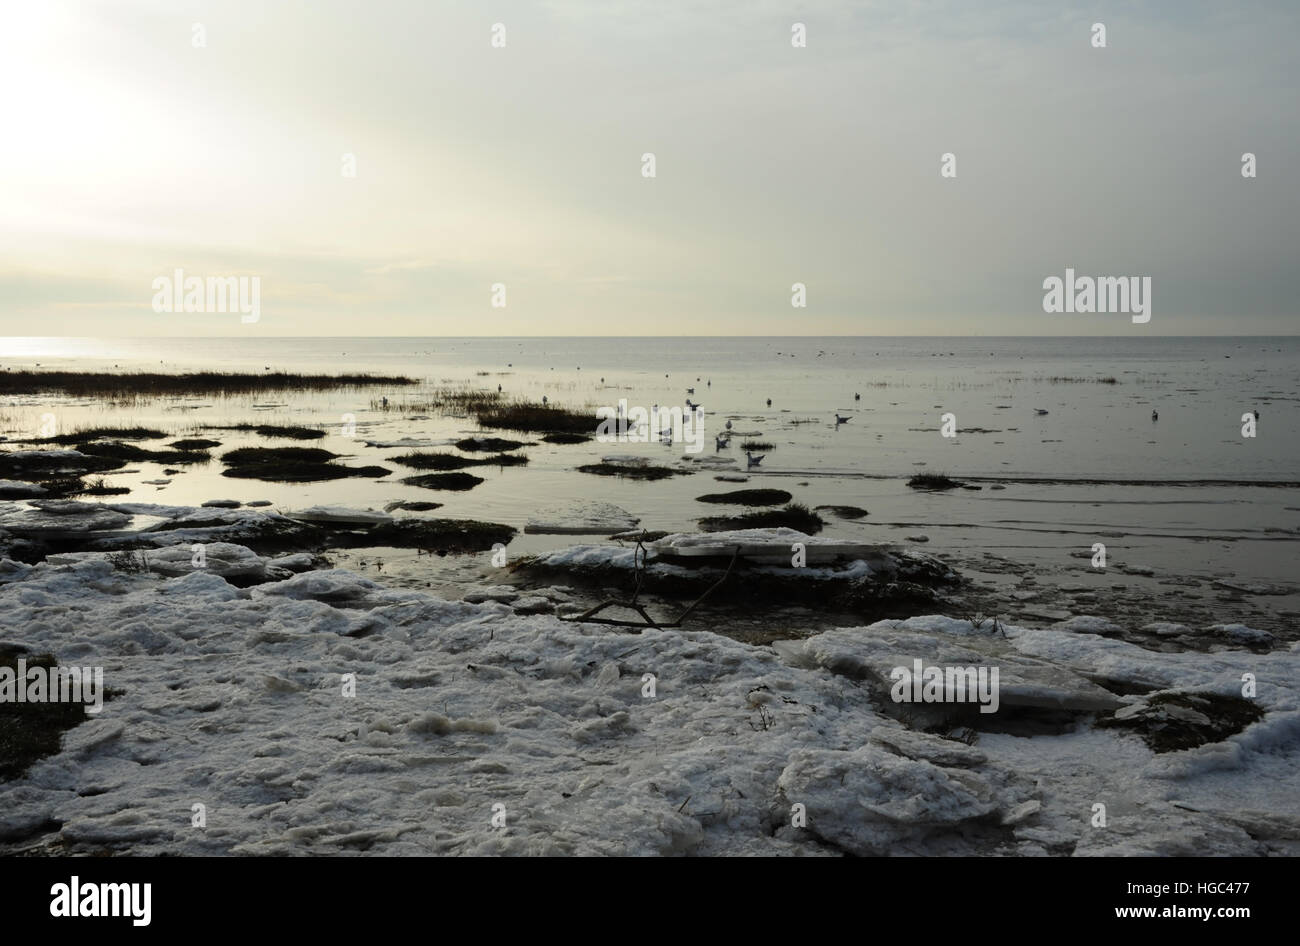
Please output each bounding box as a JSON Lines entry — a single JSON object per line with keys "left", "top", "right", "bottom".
{"left": 1034, "top": 409, "right": 1049, "bottom": 415}
{"left": 766, "top": 398, "right": 772, "bottom": 407}
{"left": 1151, "top": 410, "right": 1158, "bottom": 421}
{"left": 686, "top": 387, "right": 694, "bottom": 395}
{"left": 498, "top": 384, "right": 502, "bottom": 392}
{"left": 835, "top": 414, "right": 850, "bottom": 424}
{"left": 725, "top": 420, "right": 733, "bottom": 431}
{"left": 1254, "top": 409, "right": 1260, "bottom": 420}
{"left": 746, "top": 451, "right": 764, "bottom": 467}
{"left": 715, "top": 434, "right": 729, "bottom": 450}
{"left": 381, "top": 397, "right": 389, "bottom": 408}
{"left": 854, "top": 393, "right": 861, "bottom": 401}
{"left": 542, "top": 396, "right": 548, "bottom": 405}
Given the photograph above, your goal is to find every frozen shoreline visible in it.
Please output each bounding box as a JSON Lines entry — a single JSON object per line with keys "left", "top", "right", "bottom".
{"left": 1, "top": 540, "right": 1297, "bottom": 856}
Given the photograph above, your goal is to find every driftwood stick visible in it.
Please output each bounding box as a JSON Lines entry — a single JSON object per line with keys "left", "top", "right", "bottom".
{"left": 559, "top": 543, "right": 740, "bottom": 630}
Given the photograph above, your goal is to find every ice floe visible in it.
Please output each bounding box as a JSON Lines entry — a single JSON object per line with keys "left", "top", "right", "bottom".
{"left": 0, "top": 554, "right": 1294, "bottom": 856}
{"left": 525, "top": 502, "right": 639, "bottom": 535}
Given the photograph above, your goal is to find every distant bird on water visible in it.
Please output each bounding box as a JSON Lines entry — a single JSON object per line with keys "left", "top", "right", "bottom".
{"left": 1151, "top": 410, "right": 1158, "bottom": 421}
{"left": 1034, "top": 409, "right": 1049, "bottom": 415}
{"left": 854, "top": 393, "right": 861, "bottom": 401}
{"left": 542, "top": 396, "right": 548, "bottom": 405}
{"left": 1254, "top": 409, "right": 1260, "bottom": 420}
{"left": 835, "top": 414, "right": 851, "bottom": 425}
{"left": 746, "top": 451, "right": 764, "bottom": 467}
{"left": 715, "top": 434, "right": 729, "bottom": 450}
{"left": 725, "top": 420, "right": 733, "bottom": 431}
{"left": 766, "top": 398, "right": 772, "bottom": 407}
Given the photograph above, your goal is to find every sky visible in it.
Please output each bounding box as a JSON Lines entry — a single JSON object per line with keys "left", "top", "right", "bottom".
{"left": 0, "top": 0, "right": 1296, "bottom": 337}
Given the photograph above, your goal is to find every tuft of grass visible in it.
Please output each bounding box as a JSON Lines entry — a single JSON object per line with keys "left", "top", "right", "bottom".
{"left": 106, "top": 549, "right": 151, "bottom": 573}
{"left": 223, "top": 446, "right": 337, "bottom": 466}
{"left": 371, "top": 387, "right": 501, "bottom": 414}
{"left": 695, "top": 488, "right": 792, "bottom": 506}
{"left": 38, "top": 426, "right": 166, "bottom": 444}
{"left": 576, "top": 462, "right": 687, "bottom": 481}
{"left": 541, "top": 432, "right": 591, "bottom": 444}
{"left": 73, "top": 442, "right": 211, "bottom": 465}
{"left": 383, "top": 500, "right": 444, "bottom": 513}
{"left": 204, "top": 424, "right": 325, "bottom": 440}
{"left": 906, "top": 472, "right": 964, "bottom": 491}
{"left": 387, "top": 451, "right": 528, "bottom": 471}
{"left": 454, "top": 437, "right": 531, "bottom": 452}
{"left": 475, "top": 401, "right": 595, "bottom": 435}
{"left": 698, "top": 503, "right": 824, "bottom": 534}
{"left": 740, "top": 440, "right": 773, "bottom": 451}
{"left": 71, "top": 476, "right": 130, "bottom": 497}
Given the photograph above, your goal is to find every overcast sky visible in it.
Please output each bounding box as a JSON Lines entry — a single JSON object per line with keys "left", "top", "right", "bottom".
{"left": 0, "top": 0, "right": 1296, "bottom": 336}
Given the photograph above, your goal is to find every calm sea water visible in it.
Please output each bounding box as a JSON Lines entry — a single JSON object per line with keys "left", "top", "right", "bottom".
{"left": 2, "top": 336, "right": 1297, "bottom": 590}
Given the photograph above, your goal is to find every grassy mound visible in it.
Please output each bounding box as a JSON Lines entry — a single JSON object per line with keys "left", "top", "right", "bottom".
{"left": 401, "top": 472, "right": 484, "bottom": 491}
{"left": 39, "top": 426, "right": 166, "bottom": 443}
{"left": 907, "top": 473, "right": 964, "bottom": 491}
{"left": 454, "top": 437, "right": 531, "bottom": 452}
{"left": 221, "top": 447, "right": 390, "bottom": 483}
{"left": 541, "top": 433, "right": 591, "bottom": 444}
{"left": 169, "top": 438, "right": 223, "bottom": 450}
{"left": 367, "top": 518, "right": 516, "bottom": 552}
{"left": 695, "top": 488, "right": 792, "bottom": 506}
{"left": 476, "top": 402, "right": 594, "bottom": 435}
{"left": 698, "top": 503, "right": 824, "bottom": 534}
{"left": 815, "top": 505, "right": 869, "bottom": 519}
{"left": 577, "top": 463, "right": 687, "bottom": 481}
{"left": 205, "top": 424, "right": 325, "bottom": 440}
{"left": 73, "top": 442, "right": 211, "bottom": 465}
{"left": 387, "top": 451, "right": 528, "bottom": 471}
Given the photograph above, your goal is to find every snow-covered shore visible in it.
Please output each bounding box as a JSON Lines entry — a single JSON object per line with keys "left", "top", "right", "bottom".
{"left": 2, "top": 547, "right": 1297, "bottom": 856}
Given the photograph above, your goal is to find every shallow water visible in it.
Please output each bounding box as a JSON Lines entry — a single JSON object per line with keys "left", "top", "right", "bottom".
{"left": 2, "top": 336, "right": 1297, "bottom": 608}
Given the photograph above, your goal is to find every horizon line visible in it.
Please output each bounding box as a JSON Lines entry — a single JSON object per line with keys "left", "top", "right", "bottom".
{"left": 3, "top": 334, "right": 1298, "bottom": 341}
